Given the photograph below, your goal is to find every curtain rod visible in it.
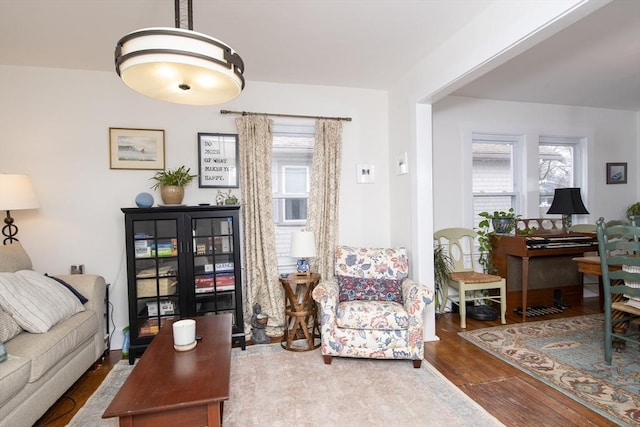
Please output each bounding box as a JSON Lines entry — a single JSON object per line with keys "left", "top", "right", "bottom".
{"left": 220, "top": 109, "right": 352, "bottom": 122}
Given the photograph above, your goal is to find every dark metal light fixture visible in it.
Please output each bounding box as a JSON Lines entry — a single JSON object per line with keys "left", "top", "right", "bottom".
{"left": 114, "top": 0, "right": 245, "bottom": 105}
{"left": 547, "top": 187, "right": 589, "bottom": 230}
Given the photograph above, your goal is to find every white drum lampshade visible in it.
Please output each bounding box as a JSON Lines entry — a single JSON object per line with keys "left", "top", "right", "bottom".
{"left": 0, "top": 174, "right": 40, "bottom": 244}
{"left": 290, "top": 230, "right": 316, "bottom": 274}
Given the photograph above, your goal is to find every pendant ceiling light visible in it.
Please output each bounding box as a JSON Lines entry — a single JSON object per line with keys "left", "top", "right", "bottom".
{"left": 114, "top": 0, "right": 244, "bottom": 105}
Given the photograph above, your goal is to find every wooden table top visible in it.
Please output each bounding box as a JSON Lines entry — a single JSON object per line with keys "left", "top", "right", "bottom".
{"left": 103, "top": 314, "right": 232, "bottom": 419}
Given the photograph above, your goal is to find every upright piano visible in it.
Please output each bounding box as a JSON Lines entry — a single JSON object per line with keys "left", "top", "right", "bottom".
{"left": 490, "top": 219, "right": 598, "bottom": 320}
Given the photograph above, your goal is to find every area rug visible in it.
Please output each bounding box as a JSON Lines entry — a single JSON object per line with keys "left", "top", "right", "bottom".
{"left": 68, "top": 343, "right": 503, "bottom": 427}
{"left": 459, "top": 314, "right": 640, "bottom": 426}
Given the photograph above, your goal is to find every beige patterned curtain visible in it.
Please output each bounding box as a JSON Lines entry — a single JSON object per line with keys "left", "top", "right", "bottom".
{"left": 307, "top": 119, "right": 343, "bottom": 280}
{"left": 235, "top": 115, "right": 284, "bottom": 337}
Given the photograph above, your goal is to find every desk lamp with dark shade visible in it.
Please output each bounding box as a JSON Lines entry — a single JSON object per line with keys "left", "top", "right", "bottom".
{"left": 289, "top": 230, "right": 316, "bottom": 275}
{"left": 0, "top": 174, "right": 40, "bottom": 244}
{"left": 546, "top": 187, "right": 589, "bottom": 231}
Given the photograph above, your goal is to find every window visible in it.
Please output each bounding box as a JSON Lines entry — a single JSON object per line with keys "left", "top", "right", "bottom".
{"left": 272, "top": 122, "right": 314, "bottom": 270}
{"left": 471, "top": 132, "right": 584, "bottom": 228}
{"left": 471, "top": 134, "right": 522, "bottom": 227}
{"left": 281, "top": 165, "right": 309, "bottom": 222}
{"left": 538, "top": 136, "right": 582, "bottom": 215}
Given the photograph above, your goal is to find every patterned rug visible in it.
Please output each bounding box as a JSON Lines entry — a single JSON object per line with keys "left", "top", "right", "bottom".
{"left": 459, "top": 314, "right": 640, "bottom": 426}
{"left": 67, "top": 343, "right": 503, "bottom": 426}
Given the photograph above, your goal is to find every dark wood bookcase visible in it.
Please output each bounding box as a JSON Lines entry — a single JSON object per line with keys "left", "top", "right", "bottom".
{"left": 121, "top": 205, "right": 245, "bottom": 364}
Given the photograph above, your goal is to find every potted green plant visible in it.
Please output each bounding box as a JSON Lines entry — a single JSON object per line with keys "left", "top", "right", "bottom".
{"left": 627, "top": 202, "right": 640, "bottom": 227}
{"left": 477, "top": 208, "right": 521, "bottom": 273}
{"left": 150, "top": 166, "right": 198, "bottom": 205}
{"left": 433, "top": 244, "right": 453, "bottom": 315}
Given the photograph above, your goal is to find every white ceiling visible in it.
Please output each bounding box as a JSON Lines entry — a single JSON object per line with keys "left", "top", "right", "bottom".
{"left": 1, "top": 0, "right": 638, "bottom": 111}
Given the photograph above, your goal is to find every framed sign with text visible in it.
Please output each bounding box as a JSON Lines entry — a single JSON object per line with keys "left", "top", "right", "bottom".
{"left": 198, "top": 133, "right": 239, "bottom": 188}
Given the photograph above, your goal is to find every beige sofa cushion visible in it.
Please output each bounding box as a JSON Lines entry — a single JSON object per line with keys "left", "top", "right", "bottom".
{"left": 0, "top": 270, "right": 85, "bottom": 333}
{"left": 0, "top": 242, "right": 32, "bottom": 273}
{"left": 4, "top": 310, "right": 97, "bottom": 382}
{"left": 0, "top": 308, "right": 22, "bottom": 343}
{"left": 0, "top": 355, "right": 30, "bottom": 407}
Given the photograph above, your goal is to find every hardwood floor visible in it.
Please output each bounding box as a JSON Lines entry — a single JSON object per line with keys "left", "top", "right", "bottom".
{"left": 36, "top": 296, "right": 617, "bottom": 426}
{"left": 34, "top": 351, "right": 122, "bottom": 427}
{"left": 424, "top": 296, "right": 618, "bottom": 427}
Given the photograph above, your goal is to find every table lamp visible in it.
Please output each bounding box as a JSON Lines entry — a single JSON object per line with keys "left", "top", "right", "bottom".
{"left": 546, "top": 187, "right": 589, "bottom": 231}
{"left": 0, "top": 174, "right": 40, "bottom": 244}
{"left": 289, "top": 230, "right": 316, "bottom": 275}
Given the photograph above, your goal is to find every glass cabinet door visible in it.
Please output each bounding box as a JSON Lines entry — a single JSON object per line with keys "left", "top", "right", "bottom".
{"left": 192, "top": 216, "right": 237, "bottom": 323}
{"left": 132, "top": 218, "right": 180, "bottom": 338}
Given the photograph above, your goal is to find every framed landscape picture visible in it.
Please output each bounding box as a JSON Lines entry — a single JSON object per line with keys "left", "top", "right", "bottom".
{"left": 606, "top": 162, "right": 627, "bottom": 184}
{"left": 109, "top": 128, "right": 165, "bottom": 170}
{"left": 197, "top": 133, "right": 239, "bottom": 188}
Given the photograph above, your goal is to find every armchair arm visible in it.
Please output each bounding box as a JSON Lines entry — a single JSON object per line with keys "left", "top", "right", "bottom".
{"left": 401, "top": 278, "right": 433, "bottom": 348}
{"left": 312, "top": 278, "right": 339, "bottom": 325}
{"left": 402, "top": 278, "right": 433, "bottom": 311}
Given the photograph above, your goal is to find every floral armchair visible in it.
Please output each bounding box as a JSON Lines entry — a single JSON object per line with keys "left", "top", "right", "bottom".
{"left": 312, "top": 246, "right": 433, "bottom": 368}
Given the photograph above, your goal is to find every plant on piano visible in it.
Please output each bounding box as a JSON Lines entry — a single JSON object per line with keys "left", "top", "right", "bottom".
{"left": 627, "top": 202, "right": 640, "bottom": 226}
{"left": 477, "top": 208, "right": 521, "bottom": 274}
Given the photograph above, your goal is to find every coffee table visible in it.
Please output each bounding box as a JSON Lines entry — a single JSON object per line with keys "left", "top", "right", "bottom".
{"left": 103, "top": 314, "right": 232, "bottom": 427}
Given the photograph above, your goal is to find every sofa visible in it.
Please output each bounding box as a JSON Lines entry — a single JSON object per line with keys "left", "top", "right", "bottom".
{"left": 0, "top": 242, "right": 106, "bottom": 427}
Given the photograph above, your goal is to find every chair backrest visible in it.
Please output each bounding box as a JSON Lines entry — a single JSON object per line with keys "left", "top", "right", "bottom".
{"left": 434, "top": 228, "right": 478, "bottom": 273}
{"left": 596, "top": 217, "right": 640, "bottom": 305}
{"left": 335, "top": 245, "right": 408, "bottom": 280}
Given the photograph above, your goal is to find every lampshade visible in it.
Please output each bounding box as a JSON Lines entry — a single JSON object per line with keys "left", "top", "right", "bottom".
{"left": 0, "top": 174, "right": 40, "bottom": 211}
{"left": 290, "top": 230, "right": 316, "bottom": 258}
{"left": 546, "top": 188, "right": 589, "bottom": 215}
{"left": 115, "top": 27, "right": 244, "bottom": 105}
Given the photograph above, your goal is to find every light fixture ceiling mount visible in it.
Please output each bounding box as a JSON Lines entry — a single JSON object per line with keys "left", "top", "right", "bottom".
{"left": 114, "top": 0, "right": 245, "bottom": 105}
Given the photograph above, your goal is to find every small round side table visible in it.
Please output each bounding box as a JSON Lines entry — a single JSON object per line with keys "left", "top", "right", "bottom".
{"left": 279, "top": 272, "right": 321, "bottom": 351}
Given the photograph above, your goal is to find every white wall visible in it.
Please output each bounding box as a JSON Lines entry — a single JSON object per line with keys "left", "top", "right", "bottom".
{"left": 0, "top": 65, "right": 389, "bottom": 349}
{"left": 432, "top": 95, "right": 639, "bottom": 231}
{"left": 387, "top": 0, "right": 604, "bottom": 340}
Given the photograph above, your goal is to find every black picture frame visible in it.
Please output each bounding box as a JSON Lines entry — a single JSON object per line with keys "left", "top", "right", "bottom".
{"left": 197, "top": 133, "right": 239, "bottom": 188}
{"left": 606, "top": 162, "right": 627, "bottom": 184}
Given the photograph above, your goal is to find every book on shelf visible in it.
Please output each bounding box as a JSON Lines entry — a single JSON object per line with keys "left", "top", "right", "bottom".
{"left": 195, "top": 276, "right": 214, "bottom": 288}
{"left": 135, "top": 240, "right": 151, "bottom": 258}
{"left": 139, "top": 317, "right": 163, "bottom": 335}
{"left": 220, "top": 218, "right": 232, "bottom": 235}
{"left": 134, "top": 239, "right": 178, "bottom": 258}
{"left": 215, "top": 274, "right": 235, "bottom": 286}
{"left": 195, "top": 285, "right": 235, "bottom": 294}
{"left": 195, "top": 275, "right": 234, "bottom": 286}
{"left": 136, "top": 265, "right": 174, "bottom": 278}
{"left": 214, "top": 236, "right": 232, "bottom": 253}
{"left": 215, "top": 262, "right": 234, "bottom": 272}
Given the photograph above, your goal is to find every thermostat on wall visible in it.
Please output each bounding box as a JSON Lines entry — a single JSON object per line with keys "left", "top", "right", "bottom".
{"left": 356, "top": 164, "right": 375, "bottom": 183}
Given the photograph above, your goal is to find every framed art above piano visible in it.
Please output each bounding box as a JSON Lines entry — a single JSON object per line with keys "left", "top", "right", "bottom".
{"left": 490, "top": 218, "right": 598, "bottom": 319}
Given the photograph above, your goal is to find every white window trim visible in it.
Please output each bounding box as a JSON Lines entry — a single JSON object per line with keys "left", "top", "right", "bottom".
{"left": 463, "top": 124, "right": 592, "bottom": 227}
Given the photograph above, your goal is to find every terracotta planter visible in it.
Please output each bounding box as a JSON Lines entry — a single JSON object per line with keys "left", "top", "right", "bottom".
{"left": 160, "top": 185, "right": 184, "bottom": 205}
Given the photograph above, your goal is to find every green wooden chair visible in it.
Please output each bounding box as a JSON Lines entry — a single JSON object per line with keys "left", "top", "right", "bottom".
{"left": 596, "top": 217, "right": 640, "bottom": 364}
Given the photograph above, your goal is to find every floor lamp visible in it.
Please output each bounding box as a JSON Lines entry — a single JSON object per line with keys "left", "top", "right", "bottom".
{"left": 0, "top": 174, "right": 40, "bottom": 244}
